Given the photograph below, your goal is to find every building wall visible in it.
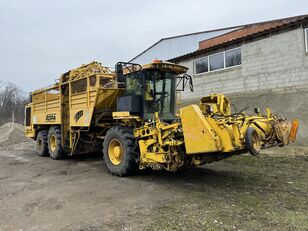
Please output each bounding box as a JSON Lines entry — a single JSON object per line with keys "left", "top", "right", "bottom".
{"left": 177, "top": 27, "right": 308, "bottom": 146}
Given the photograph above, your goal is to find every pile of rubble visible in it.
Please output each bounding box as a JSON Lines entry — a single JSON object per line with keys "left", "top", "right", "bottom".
{"left": 0, "top": 122, "right": 36, "bottom": 152}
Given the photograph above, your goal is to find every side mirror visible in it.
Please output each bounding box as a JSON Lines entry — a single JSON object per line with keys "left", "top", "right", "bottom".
{"left": 115, "top": 63, "right": 125, "bottom": 83}
{"left": 176, "top": 74, "right": 194, "bottom": 92}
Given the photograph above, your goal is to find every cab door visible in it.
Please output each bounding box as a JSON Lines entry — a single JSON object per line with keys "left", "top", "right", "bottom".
{"left": 24, "top": 103, "right": 35, "bottom": 138}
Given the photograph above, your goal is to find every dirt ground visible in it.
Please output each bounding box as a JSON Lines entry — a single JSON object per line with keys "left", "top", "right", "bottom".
{"left": 0, "top": 147, "right": 307, "bottom": 231}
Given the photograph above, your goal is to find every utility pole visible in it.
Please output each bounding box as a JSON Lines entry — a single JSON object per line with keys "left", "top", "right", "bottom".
{"left": 12, "top": 111, "right": 15, "bottom": 124}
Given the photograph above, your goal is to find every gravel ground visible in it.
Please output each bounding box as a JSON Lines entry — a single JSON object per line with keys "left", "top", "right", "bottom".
{"left": 0, "top": 148, "right": 307, "bottom": 231}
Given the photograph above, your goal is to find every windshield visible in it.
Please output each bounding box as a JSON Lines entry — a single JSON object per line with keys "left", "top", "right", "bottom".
{"left": 125, "top": 70, "right": 176, "bottom": 121}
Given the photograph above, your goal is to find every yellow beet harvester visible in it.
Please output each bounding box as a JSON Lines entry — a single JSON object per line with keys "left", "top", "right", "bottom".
{"left": 25, "top": 60, "right": 298, "bottom": 176}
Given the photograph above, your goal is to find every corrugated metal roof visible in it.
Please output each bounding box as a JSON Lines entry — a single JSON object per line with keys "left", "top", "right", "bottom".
{"left": 169, "top": 14, "right": 308, "bottom": 62}
{"left": 129, "top": 26, "right": 242, "bottom": 63}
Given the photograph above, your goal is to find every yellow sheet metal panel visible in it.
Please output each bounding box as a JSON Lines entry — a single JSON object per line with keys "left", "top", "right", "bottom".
{"left": 96, "top": 88, "right": 123, "bottom": 110}
{"left": 32, "top": 111, "right": 61, "bottom": 125}
{"left": 89, "top": 90, "right": 97, "bottom": 106}
{"left": 205, "top": 117, "right": 235, "bottom": 152}
{"left": 30, "top": 85, "right": 62, "bottom": 126}
{"left": 33, "top": 102, "right": 45, "bottom": 111}
{"left": 180, "top": 105, "right": 219, "bottom": 154}
{"left": 70, "top": 107, "right": 94, "bottom": 127}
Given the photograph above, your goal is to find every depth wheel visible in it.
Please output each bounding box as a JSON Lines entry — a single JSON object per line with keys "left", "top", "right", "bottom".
{"left": 103, "top": 126, "right": 137, "bottom": 176}
{"left": 245, "top": 127, "right": 261, "bottom": 156}
{"left": 48, "top": 126, "right": 65, "bottom": 160}
{"left": 36, "top": 130, "right": 49, "bottom": 156}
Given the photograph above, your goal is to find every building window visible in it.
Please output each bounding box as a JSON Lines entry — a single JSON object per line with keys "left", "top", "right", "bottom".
{"left": 195, "top": 57, "right": 208, "bottom": 74}
{"left": 225, "top": 48, "right": 241, "bottom": 67}
{"left": 305, "top": 28, "right": 308, "bottom": 52}
{"left": 194, "top": 47, "right": 241, "bottom": 75}
{"left": 209, "top": 52, "right": 224, "bottom": 71}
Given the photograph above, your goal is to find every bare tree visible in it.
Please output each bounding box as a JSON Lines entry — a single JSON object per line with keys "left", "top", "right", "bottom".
{"left": 0, "top": 82, "right": 27, "bottom": 126}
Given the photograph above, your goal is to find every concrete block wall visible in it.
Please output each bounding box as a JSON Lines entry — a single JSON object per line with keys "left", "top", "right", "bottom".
{"left": 177, "top": 28, "right": 308, "bottom": 146}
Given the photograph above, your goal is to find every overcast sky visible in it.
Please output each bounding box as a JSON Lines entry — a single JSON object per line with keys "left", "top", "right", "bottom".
{"left": 1, "top": 0, "right": 308, "bottom": 92}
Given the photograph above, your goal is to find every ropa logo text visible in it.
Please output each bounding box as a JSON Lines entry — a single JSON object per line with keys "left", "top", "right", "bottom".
{"left": 46, "top": 114, "right": 56, "bottom": 121}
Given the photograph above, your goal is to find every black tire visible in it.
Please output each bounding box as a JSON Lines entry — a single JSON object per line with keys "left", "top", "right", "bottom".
{"left": 103, "top": 126, "right": 137, "bottom": 176}
{"left": 48, "top": 126, "right": 65, "bottom": 160}
{"left": 36, "top": 130, "right": 49, "bottom": 156}
{"left": 245, "top": 127, "right": 261, "bottom": 156}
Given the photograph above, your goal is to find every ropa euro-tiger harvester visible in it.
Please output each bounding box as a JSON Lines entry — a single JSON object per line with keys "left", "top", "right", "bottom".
{"left": 25, "top": 60, "right": 298, "bottom": 176}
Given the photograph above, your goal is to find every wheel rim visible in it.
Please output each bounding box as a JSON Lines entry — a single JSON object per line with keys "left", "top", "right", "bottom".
{"left": 108, "top": 139, "right": 123, "bottom": 166}
{"left": 50, "top": 135, "right": 57, "bottom": 152}
{"left": 251, "top": 131, "right": 261, "bottom": 152}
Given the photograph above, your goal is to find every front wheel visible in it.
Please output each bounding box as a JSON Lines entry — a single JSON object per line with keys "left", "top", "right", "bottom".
{"left": 245, "top": 127, "right": 261, "bottom": 156}
{"left": 103, "top": 126, "right": 137, "bottom": 176}
{"left": 48, "top": 126, "right": 65, "bottom": 160}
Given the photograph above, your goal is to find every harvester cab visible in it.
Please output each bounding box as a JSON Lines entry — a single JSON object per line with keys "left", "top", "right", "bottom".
{"left": 114, "top": 60, "right": 192, "bottom": 122}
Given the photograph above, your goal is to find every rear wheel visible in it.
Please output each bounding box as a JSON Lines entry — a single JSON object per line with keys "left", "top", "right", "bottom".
{"left": 48, "top": 126, "right": 65, "bottom": 160}
{"left": 103, "top": 126, "right": 137, "bottom": 176}
{"left": 245, "top": 127, "right": 261, "bottom": 156}
{"left": 36, "top": 130, "right": 49, "bottom": 156}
